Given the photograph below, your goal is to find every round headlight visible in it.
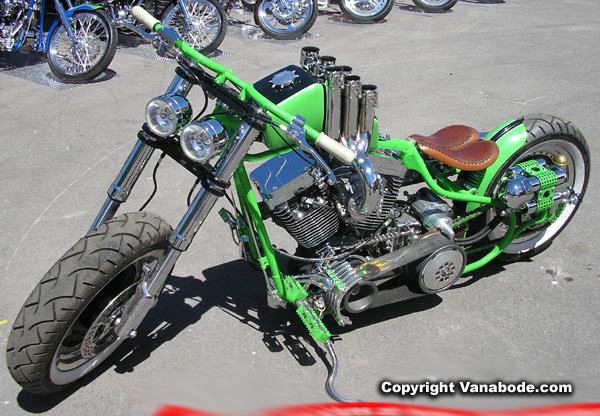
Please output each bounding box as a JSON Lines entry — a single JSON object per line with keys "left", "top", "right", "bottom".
{"left": 145, "top": 94, "right": 192, "bottom": 137}
{"left": 180, "top": 119, "right": 228, "bottom": 164}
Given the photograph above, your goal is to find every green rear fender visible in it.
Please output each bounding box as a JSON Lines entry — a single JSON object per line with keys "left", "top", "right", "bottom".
{"left": 471, "top": 118, "right": 528, "bottom": 203}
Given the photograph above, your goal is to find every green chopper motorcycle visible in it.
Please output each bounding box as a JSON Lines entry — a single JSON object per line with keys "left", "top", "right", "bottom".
{"left": 6, "top": 7, "right": 590, "bottom": 401}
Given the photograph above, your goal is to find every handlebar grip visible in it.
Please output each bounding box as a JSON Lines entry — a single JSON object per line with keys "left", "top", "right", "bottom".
{"left": 315, "top": 133, "right": 356, "bottom": 165}
{"left": 132, "top": 6, "right": 161, "bottom": 31}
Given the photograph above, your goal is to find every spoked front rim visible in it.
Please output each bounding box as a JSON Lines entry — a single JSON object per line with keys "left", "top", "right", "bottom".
{"left": 47, "top": 12, "right": 111, "bottom": 76}
{"left": 342, "top": 0, "right": 387, "bottom": 17}
{"left": 257, "top": 0, "right": 314, "bottom": 34}
{"left": 489, "top": 139, "right": 587, "bottom": 254}
{"left": 165, "top": 0, "right": 223, "bottom": 52}
{"left": 49, "top": 248, "right": 165, "bottom": 385}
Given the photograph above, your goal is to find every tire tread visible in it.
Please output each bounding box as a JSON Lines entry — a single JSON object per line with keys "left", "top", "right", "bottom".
{"left": 6, "top": 212, "right": 172, "bottom": 394}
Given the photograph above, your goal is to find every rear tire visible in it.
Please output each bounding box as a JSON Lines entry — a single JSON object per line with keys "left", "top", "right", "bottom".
{"left": 6, "top": 212, "right": 172, "bottom": 394}
{"left": 484, "top": 114, "right": 590, "bottom": 262}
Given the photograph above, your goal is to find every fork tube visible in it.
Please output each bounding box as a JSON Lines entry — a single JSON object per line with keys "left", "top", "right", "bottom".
{"left": 145, "top": 123, "right": 261, "bottom": 290}
{"left": 116, "top": 121, "right": 263, "bottom": 339}
{"left": 176, "top": 0, "right": 194, "bottom": 22}
{"left": 89, "top": 140, "right": 155, "bottom": 233}
{"left": 54, "top": 0, "right": 76, "bottom": 41}
{"left": 170, "top": 121, "right": 262, "bottom": 251}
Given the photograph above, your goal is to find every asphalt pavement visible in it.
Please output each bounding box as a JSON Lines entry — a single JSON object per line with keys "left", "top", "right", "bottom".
{"left": 1, "top": 0, "right": 599, "bottom": 415}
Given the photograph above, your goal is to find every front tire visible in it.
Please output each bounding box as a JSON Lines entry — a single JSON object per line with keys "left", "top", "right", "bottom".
{"left": 412, "top": 0, "right": 458, "bottom": 12}
{"left": 6, "top": 212, "right": 172, "bottom": 394}
{"left": 338, "top": 0, "right": 394, "bottom": 23}
{"left": 162, "top": 0, "right": 227, "bottom": 56}
{"left": 47, "top": 10, "right": 117, "bottom": 83}
{"left": 484, "top": 114, "right": 590, "bottom": 261}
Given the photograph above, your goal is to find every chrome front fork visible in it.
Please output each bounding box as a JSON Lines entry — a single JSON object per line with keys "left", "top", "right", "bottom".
{"left": 115, "top": 120, "right": 262, "bottom": 339}
{"left": 55, "top": 0, "right": 76, "bottom": 41}
{"left": 88, "top": 140, "right": 155, "bottom": 233}
{"left": 92, "top": 120, "right": 262, "bottom": 339}
{"left": 89, "top": 73, "right": 263, "bottom": 338}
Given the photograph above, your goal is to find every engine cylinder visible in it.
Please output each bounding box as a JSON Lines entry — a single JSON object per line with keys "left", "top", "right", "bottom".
{"left": 272, "top": 202, "right": 340, "bottom": 249}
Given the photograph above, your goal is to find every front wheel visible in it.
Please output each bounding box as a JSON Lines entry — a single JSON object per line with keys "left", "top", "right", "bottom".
{"left": 484, "top": 114, "right": 590, "bottom": 262}
{"left": 338, "top": 0, "right": 394, "bottom": 23}
{"left": 47, "top": 10, "right": 117, "bottom": 83}
{"left": 254, "top": 0, "right": 318, "bottom": 40}
{"left": 412, "top": 0, "right": 458, "bottom": 12}
{"left": 6, "top": 212, "right": 172, "bottom": 394}
{"left": 162, "top": 0, "right": 227, "bottom": 56}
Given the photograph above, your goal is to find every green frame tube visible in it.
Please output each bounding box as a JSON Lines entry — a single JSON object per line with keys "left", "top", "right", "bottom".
{"left": 232, "top": 164, "right": 298, "bottom": 302}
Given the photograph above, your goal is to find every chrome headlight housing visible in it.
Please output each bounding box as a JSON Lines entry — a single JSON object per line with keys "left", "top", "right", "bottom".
{"left": 145, "top": 94, "right": 192, "bottom": 137}
{"left": 180, "top": 119, "right": 228, "bottom": 164}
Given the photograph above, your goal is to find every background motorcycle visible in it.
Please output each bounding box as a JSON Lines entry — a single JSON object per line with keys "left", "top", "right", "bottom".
{"left": 5, "top": 6, "right": 590, "bottom": 401}
{"left": 0, "top": 0, "right": 117, "bottom": 82}
{"left": 84, "top": 0, "right": 227, "bottom": 55}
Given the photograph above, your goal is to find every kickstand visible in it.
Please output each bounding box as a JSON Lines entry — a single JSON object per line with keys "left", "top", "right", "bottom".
{"left": 324, "top": 340, "right": 361, "bottom": 402}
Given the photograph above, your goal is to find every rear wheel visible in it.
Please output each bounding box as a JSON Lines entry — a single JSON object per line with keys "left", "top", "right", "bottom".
{"left": 47, "top": 10, "right": 117, "bottom": 83}
{"left": 6, "top": 212, "right": 172, "bottom": 394}
{"left": 162, "top": 0, "right": 227, "bottom": 55}
{"left": 412, "top": 0, "right": 458, "bottom": 12}
{"left": 483, "top": 114, "right": 590, "bottom": 261}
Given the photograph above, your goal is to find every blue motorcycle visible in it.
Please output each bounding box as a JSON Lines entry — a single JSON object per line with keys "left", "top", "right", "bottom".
{"left": 1, "top": 0, "right": 117, "bottom": 83}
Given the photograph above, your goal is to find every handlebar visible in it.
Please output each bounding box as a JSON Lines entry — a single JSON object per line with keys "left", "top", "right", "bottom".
{"left": 130, "top": 6, "right": 357, "bottom": 165}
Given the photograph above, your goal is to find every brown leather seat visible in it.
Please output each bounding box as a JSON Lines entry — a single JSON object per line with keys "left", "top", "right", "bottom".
{"left": 410, "top": 125, "right": 499, "bottom": 171}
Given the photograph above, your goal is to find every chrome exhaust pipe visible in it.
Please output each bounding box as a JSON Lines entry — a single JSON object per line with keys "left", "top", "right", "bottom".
{"left": 325, "top": 66, "right": 344, "bottom": 140}
{"left": 339, "top": 65, "right": 353, "bottom": 75}
{"left": 318, "top": 56, "right": 336, "bottom": 79}
{"left": 359, "top": 84, "right": 378, "bottom": 145}
{"left": 342, "top": 74, "right": 361, "bottom": 144}
{"left": 300, "top": 46, "right": 320, "bottom": 77}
